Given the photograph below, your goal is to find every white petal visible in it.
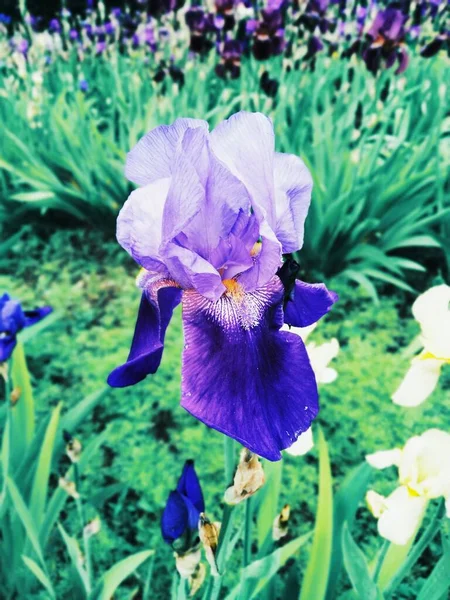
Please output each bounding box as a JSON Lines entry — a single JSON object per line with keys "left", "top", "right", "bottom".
{"left": 366, "top": 448, "right": 403, "bottom": 470}
{"left": 400, "top": 429, "right": 450, "bottom": 498}
{"left": 285, "top": 427, "right": 314, "bottom": 456}
{"left": 307, "top": 338, "right": 340, "bottom": 384}
{"left": 392, "top": 357, "right": 442, "bottom": 407}
{"left": 377, "top": 486, "right": 427, "bottom": 546}
{"left": 412, "top": 284, "right": 450, "bottom": 358}
{"left": 366, "top": 490, "right": 387, "bottom": 518}
{"left": 280, "top": 323, "right": 317, "bottom": 342}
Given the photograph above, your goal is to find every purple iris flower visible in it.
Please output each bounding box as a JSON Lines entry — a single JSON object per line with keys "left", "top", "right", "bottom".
{"left": 0, "top": 14, "right": 12, "bottom": 25}
{"left": 16, "top": 39, "right": 29, "bottom": 55}
{"left": 161, "top": 460, "right": 204, "bottom": 551}
{"left": 215, "top": 39, "right": 242, "bottom": 79}
{"left": 0, "top": 294, "right": 52, "bottom": 362}
{"left": 107, "top": 112, "right": 337, "bottom": 461}
{"left": 420, "top": 33, "right": 448, "bottom": 57}
{"left": 49, "top": 18, "right": 61, "bottom": 33}
{"left": 363, "top": 8, "right": 409, "bottom": 74}
{"left": 79, "top": 79, "right": 89, "bottom": 92}
{"left": 69, "top": 29, "right": 79, "bottom": 41}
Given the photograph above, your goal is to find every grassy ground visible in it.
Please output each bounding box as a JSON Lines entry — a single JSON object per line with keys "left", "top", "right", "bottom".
{"left": 1, "top": 227, "right": 449, "bottom": 598}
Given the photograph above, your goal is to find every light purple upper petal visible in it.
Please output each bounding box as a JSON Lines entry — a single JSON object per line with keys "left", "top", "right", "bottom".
{"left": 238, "top": 220, "right": 282, "bottom": 291}
{"left": 163, "top": 242, "right": 225, "bottom": 300}
{"left": 180, "top": 132, "right": 252, "bottom": 260}
{"left": 273, "top": 152, "right": 313, "bottom": 253}
{"left": 117, "top": 179, "right": 171, "bottom": 274}
{"left": 126, "top": 118, "right": 209, "bottom": 186}
{"left": 210, "top": 112, "right": 277, "bottom": 227}
{"left": 180, "top": 276, "right": 318, "bottom": 461}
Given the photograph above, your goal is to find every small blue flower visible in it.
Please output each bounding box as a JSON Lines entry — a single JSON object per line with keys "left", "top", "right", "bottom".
{"left": 161, "top": 460, "right": 205, "bottom": 552}
{"left": 0, "top": 294, "right": 52, "bottom": 362}
{"left": 79, "top": 79, "right": 89, "bottom": 92}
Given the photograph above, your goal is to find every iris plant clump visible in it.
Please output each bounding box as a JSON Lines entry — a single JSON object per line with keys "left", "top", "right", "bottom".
{"left": 0, "top": 0, "right": 447, "bottom": 87}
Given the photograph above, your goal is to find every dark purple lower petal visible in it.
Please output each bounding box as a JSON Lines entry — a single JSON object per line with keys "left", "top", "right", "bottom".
{"left": 0, "top": 336, "right": 17, "bottom": 362}
{"left": 108, "top": 278, "right": 182, "bottom": 387}
{"left": 23, "top": 306, "right": 53, "bottom": 327}
{"left": 284, "top": 279, "right": 338, "bottom": 328}
{"left": 180, "top": 276, "right": 318, "bottom": 461}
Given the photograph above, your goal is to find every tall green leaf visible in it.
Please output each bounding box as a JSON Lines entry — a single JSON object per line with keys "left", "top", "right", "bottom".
{"left": 342, "top": 523, "right": 382, "bottom": 600}
{"left": 29, "top": 403, "right": 62, "bottom": 529}
{"left": 299, "top": 428, "right": 333, "bottom": 600}
{"left": 88, "top": 550, "right": 154, "bottom": 600}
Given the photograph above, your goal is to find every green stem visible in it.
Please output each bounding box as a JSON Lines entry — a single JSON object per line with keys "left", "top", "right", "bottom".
{"left": 224, "top": 435, "right": 236, "bottom": 486}
{"left": 74, "top": 463, "right": 92, "bottom": 593}
{"left": 373, "top": 539, "right": 390, "bottom": 583}
{"left": 384, "top": 499, "right": 445, "bottom": 597}
{"left": 243, "top": 497, "right": 253, "bottom": 567}
{"left": 176, "top": 576, "right": 188, "bottom": 600}
{"left": 204, "top": 436, "right": 237, "bottom": 600}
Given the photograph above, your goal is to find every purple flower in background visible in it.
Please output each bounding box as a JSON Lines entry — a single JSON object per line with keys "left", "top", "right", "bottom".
{"left": 363, "top": 8, "right": 409, "bottom": 74}
{"left": 69, "top": 29, "right": 79, "bottom": 41}
{"left": 108, "top": 112, "right": 337, "bottom": 460}
{"left": 161, "top": 460, "right": 204, "bottom": 551}
{"left": 49, "top": 18, "right": 61, "bottom": 33}
{"left": 185, "top": 7, "right": 215, "bottom": 53}
{"left": 0, "top": 13, "right": 12, "bottom": 25}
{"left": 79, "top": 79, "right": 89, "bottom": 92}
{"left": 215, "top": 39, "right": 242, "bottom": 79}
{"left": 16, "top": 38, "right": 29, "bottom": 55}
{"left": 0, "top": 294, "right": 52, "bottom": 362}
{"left": 250, "top": 0, "right": 287, "bottom": 60}
{"left": 420, "top": 33, "right": 448, "bottom": 57}
{"left": 96, "top": 41, "right": 107, "bottom": 54}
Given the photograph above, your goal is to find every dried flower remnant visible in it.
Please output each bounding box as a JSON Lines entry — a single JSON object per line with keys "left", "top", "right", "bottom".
{"left": 224, "top": 448, "right": 265, "bottom": 504}
{"left": 59, "top": 477, "right": 80, "bottom": 499}
{"left": 272, "top": 504, "right": 290, "bottom": 541}
{"left": 63, "top": 429, "right": 82, "bottom": 463}
{"left": 199, "top": 513, "right": 220, "bottom": 576}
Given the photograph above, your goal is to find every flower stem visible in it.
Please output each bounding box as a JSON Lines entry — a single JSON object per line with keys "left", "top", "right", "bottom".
{"left": 73, "top": 463, "right": 92, "bottom": 593}
{"left": 204, "top": 436, "right": 237, "bottom": 600}
{"left": 224, "top": 435, "right": 235, "bottom": 486}
{"left": 373, "top": 539, "right": 390, "bottom": 583}
{"left": 384, "top": 499, "right": 445, "bottom": 598}
{"left": 243, "top": 497, "right": 253, "bottom": 567}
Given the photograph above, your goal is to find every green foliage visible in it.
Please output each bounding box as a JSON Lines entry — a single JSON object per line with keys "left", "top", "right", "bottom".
{"left": 299, "top": 428, "right": 333, "bottom": 600}
{"left": 0, "top": 335, "right": 147, "bottom": 599}
{"left": 1, "top": 230, "right": 449, "bottom": 598}
{"left": 0, "top": 51, "right": 449, "bottom": 288}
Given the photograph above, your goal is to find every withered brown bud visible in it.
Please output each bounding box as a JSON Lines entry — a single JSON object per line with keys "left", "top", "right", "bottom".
{"left": 10, "top": 387, "right": 21, "bottom": 405}
{"left": 63, "top": 430, "right": 82, "bottom": 463}
{"left": 175, "top": 548, "right": 201, "bottom": 579}
{"left": 272, "top": 504, "right": 291, "bottom": 541}
{"left": 59, "top": 477, "right": 79, "bottom": 499}
{"left": 189, "top": 562, "right": 206, "bottom": 597}
{"left": 224, "top": 448, "right": 265, "bottom": 505}
{"left": 198, "top": 513, "right": 220, "bottom": 576}
{"left": 84, "top": 516, "right": 101, "bottom": 539}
